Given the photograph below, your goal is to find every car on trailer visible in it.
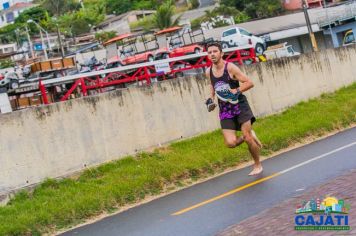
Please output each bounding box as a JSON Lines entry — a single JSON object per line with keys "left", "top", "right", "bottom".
{"left": 154, "top": 26, "right": 205, "bottom": 60}
{"left": 221, "top": 27, "right": 266, "bottom": 55}
{"left": 103, "top": 32, "right": 159, "bottom": 68}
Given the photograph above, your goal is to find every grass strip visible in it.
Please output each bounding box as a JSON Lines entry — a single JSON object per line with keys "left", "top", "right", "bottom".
{"left": 0, "top": 83, "right": 355, "bottom": 235}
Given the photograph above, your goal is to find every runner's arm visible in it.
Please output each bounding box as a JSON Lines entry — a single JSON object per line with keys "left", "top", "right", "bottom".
{"left": 227, "top": 63, "right": 254, "bottom": 92}
{"left": 206, "top": 67, "right": 215, "bottom": 100}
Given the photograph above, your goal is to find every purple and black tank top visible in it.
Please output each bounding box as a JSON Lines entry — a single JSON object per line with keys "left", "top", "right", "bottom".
{"left": 210, "top": 63, "right": 247, "bottom": 120}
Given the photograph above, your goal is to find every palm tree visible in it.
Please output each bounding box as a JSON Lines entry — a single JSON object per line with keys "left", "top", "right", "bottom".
{"left": 154, "top": 0, "right": 181, "bottom": 29}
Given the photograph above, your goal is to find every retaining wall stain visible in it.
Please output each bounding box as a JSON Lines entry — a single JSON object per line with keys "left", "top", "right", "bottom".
{"left": 195, "top": 75, "right": 208, "bottom": 96}
{"left": 82, "top": 96, "right": 101, "bottom": 114}
{"left": 156, "top": 81, "right": 168, "bottom": 93}
{"left": 107, "top": 89, "right": 125, "bottom": 107}
{"left": 168, "top": 78, "right": 185, "bottom": 98}
{"left": 35, "top": 108, "right": 50, "bottom": 121}
{"left": 246, "top": 63, "right": 264, "bottom": 84}
{"left": 140, "top": 84, "right": 155, "bottom": 98}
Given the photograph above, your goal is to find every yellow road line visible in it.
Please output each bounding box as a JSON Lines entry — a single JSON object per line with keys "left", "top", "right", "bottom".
{"left": 172, "top": 142, "right": 356, "bottom": 216}
{"left": 171, "top": 172, "right": 281, "bottom": 216}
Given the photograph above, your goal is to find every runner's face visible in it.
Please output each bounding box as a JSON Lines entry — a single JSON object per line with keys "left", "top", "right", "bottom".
{"left": 207, "top": 46, "right": 222, "bottom": 64}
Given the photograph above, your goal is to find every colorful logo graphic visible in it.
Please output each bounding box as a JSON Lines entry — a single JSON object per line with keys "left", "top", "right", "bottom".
{"left": 295, "top": 196, "right": 351, "bottom": 231}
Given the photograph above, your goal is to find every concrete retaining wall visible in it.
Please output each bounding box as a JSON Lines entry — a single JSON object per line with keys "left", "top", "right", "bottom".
{"left": 1, "top": 45, "right": 355, "bottom": 195}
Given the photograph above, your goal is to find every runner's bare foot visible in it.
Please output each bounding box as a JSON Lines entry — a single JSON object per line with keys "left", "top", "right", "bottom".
{"left": 248, "top": 164, "right": 263, "bottom": 176}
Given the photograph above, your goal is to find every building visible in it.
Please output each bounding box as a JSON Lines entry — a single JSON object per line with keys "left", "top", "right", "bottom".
{"left": 0, "top": 42, "right": 15, "bottom": 54}
{"left": 283, "top": 0, "right": 341, "bottom": 10}
{"left": 0, "top": 0, "right": 32, "bottom": 10}
{"left": 0, "top": 2, "right": 35, "bottom": 28}
{"left": 93, "top": 10, "right": 156, "bottom": 34}
{"left": 204, "top": 2, "right": 355, "bottom": 54}
{"left": 0, "top": 42, "right": 24, "bottom": 60}
{"left": 310, "top": 199, "right": 317, "bottom": 211}
{"left": 317, "top": 1, "right": 356, "bottom": 47}
{"left": 332, "top": 204, "right": 342, "bottom": 212}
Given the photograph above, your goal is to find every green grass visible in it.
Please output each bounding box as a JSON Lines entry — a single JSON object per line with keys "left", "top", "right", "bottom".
{"left": 1, "top": 83, "right": 356, "bottom": 235}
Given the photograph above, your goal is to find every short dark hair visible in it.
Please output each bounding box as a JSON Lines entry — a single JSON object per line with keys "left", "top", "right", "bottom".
{"left": 206, "top": 41, "right": 222, "bottom": 52}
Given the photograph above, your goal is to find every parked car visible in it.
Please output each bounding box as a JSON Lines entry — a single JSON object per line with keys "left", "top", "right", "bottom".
{"left": 0, "top": 71, "right": 20, "bottom": 90}
{"left": 264, "top": 43, "right": 301, "bottom": 59}
{"left": 79, "top": 56, "right": 105, "bottom": 73}
{"left": 221, "top": 27, "right": 266, "bottom": 55}
{"left": 343, "top": 30, "right": 355, "bottom": 46}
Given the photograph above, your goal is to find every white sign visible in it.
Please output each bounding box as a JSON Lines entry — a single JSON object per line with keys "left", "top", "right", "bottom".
{"left": 155, "top": 62, "right": 171, "bottom": 74}
{"left": 0, "top": 92, "right": 12, "bottom": 113}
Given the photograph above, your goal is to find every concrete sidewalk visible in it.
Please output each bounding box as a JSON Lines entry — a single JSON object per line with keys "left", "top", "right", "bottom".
{"left": 217, "top": 169, "right": 356, "bottom": 236}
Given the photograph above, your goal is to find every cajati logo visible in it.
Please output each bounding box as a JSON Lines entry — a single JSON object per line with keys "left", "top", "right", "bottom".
{"left": 294, "top": 196, "right": 351, "bottom": 231}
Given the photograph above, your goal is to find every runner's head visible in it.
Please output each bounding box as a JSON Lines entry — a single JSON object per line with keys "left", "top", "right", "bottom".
{"left": 207, "top": 41, "right": 223, "bottom": 65}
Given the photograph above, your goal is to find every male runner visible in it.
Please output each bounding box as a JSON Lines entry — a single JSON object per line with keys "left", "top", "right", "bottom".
{"left": 205, "top": 41, "right": 263, "bottom": 176}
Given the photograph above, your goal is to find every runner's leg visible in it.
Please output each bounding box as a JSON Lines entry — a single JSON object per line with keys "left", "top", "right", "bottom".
{"left": 222, "top": 129, "right": 244, "bottom": 148}
{"left": 241, "top": 121, "right": 263, "bottom": 175}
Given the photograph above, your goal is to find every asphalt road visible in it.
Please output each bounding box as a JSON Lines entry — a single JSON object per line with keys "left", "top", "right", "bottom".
{"left": 61, "top": 127, "right": 356, "bottom": 236}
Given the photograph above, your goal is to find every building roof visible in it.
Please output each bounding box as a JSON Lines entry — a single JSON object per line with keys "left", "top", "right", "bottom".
{"left": 155, "top": 26, "right": 182, "bottom": 35}
{"left": 103, "top": 33, "right": 133, "bottom": 46}
{"left": 177, "top": 5, "right": 215, "bottom": 22}
{"left": 95, "top": 10, "right": 156, "bottom": 29}
{"left": 204, "top": 2, "right": 353, "bottom": 41}
{"left": 1, "top": 2, "right": 36, "bottom": 14}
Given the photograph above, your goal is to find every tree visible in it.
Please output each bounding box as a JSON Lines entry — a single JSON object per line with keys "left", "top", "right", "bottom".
{"left": 189, "top": 0, "right": 200, "bottom": 9}
{"left": 153, "top": 0, "right": 180, "bottom": 29}
{"left": 41, "top": 0, "right": 81, "bottom": 16}
{"left": 220, "top": 0, "right": 283, "bottom": 19}
{"left": 0, "top": 6, "right": 52, "bottom": 44}
{"left": 58, "top": 6, "right": 105, "bottom": 36}
{"left": 133, "top": 0, "right": 160, "bottom": 10}
{"left": 15, "top": 6, "right": 49, "bottom": 25}
{"left": 0, "top": 23, "right": 20, "bottom": 43}
{"left": 105, "top": 0, "right": 160, "bottom": 15}
{"left": 199, "top": 5, "right": 250, "bottom": 27}
{"left": 95, "top": 31, "right": 116, "bottom": 43}
{"left": 106, "top": 0, "right": 131, "bottom": 15}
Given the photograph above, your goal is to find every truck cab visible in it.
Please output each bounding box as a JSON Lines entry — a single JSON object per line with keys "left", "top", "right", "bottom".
{"left": 343, "top": 30, "right": 355, "bottom": 46}
{"left": 264, "top": 42, "right": 301, "bottom": 60}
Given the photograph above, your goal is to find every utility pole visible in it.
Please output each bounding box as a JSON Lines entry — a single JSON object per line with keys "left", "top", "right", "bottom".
{"left": 25, "top": 25, "right": 35, "bottom": 58}
{"left": 302, "top": 0, "right": 318, "bottom": 52}
{"left": 56, "top": 23, "right": 65, "bottom": 58}
{"left": 39, "top": 27, "right": 48, "bottom": 60}
{"left": 323, "top": 0, "right": 335, "bottom": 48}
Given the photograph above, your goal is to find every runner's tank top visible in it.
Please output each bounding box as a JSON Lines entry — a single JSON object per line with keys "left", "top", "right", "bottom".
{"left": 210, "top": 62, "right": 247, "bottom": 120}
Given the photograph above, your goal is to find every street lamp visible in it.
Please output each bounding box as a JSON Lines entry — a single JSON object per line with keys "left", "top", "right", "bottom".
{"left": 27, "top": 19, "right": 51, "bottom": 59}
{"left": 24, "top": 24, "right": 35, "bottom": 59}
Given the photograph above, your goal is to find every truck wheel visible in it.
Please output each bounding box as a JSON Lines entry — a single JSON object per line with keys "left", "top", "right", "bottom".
{"left": 194, "top": 48, "right": 201, "bottom": 54}
{"left": 10, "top": 80, "right": 19, "bottom": 89}
{"left": 148, "top": 55, "right": 154, "bottom": 62}
{"left": 162, "top": 53, "right": 169, "bottom": 59}
{"left": 255, "top": 43, "right": 265, "bottom": 55}
{"left": 222, "top": 42, "right": 229, "bottom": 49}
